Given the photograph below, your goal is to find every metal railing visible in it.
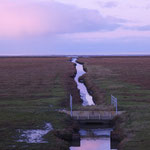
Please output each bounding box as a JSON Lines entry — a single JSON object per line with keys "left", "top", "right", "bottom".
{"left": 72, "top": 114, "right": 113, "bottom": 120}
{"left": 111, "top": 95, "right": 118, "bottom": 115}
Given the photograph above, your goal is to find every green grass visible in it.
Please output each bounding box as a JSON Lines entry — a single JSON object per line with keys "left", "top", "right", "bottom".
{"left": 0, "top": 78, "right": 72, "bottom": 150}
{"left": 0, "top": 57, "right": 80, "bottom": 150}
{"left": 94, "top": 79, "right": 150, "bottom": 150}
{"left": 0, "top": 109, "right": 71, "bottom": 150}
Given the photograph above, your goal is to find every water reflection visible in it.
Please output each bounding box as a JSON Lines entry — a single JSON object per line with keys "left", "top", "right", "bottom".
{"left": 71, "top": 138, "right": 110, "bottom": 150}
{"left": 70, "top": 128, "right": 112, "bottom": 150}
{"left": 72, "top": 58, "right": 95, "bottom": 106}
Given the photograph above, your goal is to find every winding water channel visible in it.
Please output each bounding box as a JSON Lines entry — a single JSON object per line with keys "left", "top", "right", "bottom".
{"left": 71, "top": 58, "right": 115, "bottom": 150}
{"left": 72, "top": 58, "right": 95, "bottom": 106}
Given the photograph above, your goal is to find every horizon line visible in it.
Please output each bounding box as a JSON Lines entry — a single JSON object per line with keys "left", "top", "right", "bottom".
{"left": 0, "top": 54, "right": 150, "bottom": 57}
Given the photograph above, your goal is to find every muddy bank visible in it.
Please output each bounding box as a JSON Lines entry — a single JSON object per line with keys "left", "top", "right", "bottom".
{"left": 48, "top": 120, "right": 80, "bottom": 150}
{"left": 111, "top": 115, "right": 126, "bottom": 149}
{"left": 69, "top": 60, "right": 83, "bottom": 106}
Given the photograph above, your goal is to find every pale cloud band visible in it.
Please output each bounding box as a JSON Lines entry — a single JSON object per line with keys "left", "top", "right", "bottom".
{"left": 61, "top": 29, "right": 150, "bottom": 41}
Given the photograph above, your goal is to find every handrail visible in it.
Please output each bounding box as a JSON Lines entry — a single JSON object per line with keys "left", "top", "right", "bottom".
{"left": 111, "top": 95, "right": 118, "bottom": 115}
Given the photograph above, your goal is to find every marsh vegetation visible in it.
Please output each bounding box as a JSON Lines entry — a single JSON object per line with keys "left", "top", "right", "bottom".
{"left": 0, "top": 57, "right": 81, "bottom": 150}
{"left": 78, "top": 56, "right": 150, "bottom": 150}
{"left": 1, "top": 56, "right": 150, "bottom": 150}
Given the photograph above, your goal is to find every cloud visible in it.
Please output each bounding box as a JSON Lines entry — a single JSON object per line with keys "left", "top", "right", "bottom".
{"left": 0, "top": 0, "right": 150, "bottom": 55}
{"left": 124, "top": 25, "right": 150, "bottom": 31}
{"left": 0, "top": 0, "right": 124, "bottom": 38}
{"left": 97, "top": 1, "right": 118, "bottom": 8}
{"left": 103, "top": 1, "right": 118, "bottom": 8}
{"left": 135, "top": 25, "right": 150, "bottom": 31}
{"left": 60, "top": 29, "right": 150, "bottom": 42}
{"left": 0, "top": 0, "right": 50, "bottom": 37}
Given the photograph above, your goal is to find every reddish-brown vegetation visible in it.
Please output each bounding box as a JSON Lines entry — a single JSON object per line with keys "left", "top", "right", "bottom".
{"left": 0, "top": 57, "right": 81, "bottom": 105}
{"left": 80, "top": 56, "right": 150, "bottom": 89}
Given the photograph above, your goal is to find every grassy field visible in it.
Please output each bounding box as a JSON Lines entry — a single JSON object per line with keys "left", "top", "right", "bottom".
{"left": 78, "top": 56, "right": 150, "bottom": 150}
{"left": 0, "top": 57, "right": 81, "bottom": 150}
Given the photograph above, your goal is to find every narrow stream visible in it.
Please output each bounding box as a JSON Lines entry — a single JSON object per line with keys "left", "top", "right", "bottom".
{"left": 72, "top": 58, "right": 95, "bottom": 106}
{"left": 71, "top": 58, "right": 115, "bottom": 150}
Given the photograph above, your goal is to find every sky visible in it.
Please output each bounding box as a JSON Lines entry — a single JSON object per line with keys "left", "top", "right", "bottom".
{"left": 0, "top": 0, "right": 150, "bottom": 55}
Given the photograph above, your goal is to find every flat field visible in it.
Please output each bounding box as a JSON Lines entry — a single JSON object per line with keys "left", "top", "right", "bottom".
{"left": 79, "top": 56, "right": 150, "bottom": 150}
{"left": 0, "top": 57, "right": 80, "bottom": 150}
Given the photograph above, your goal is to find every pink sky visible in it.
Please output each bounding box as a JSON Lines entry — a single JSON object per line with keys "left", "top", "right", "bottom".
{"left": 0, "top": 0, "right": 150, "bottom": 55}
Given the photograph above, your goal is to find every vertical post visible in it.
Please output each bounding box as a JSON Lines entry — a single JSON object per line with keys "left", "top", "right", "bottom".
{"left": 70, "top": 95, "right": 73, "bottom": 117}
{"left": 116, "top": 98, "right": 118, "bottom": 115}
{"left": 111, "top": 95, "right": 118, "bottom": 115}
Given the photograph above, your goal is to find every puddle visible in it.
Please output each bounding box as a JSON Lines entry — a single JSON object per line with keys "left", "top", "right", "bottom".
{"left": 17, "top": 123, "right": 53, "bottom": 143}
{"left": 72, "top": 58, "right": 95, "bottom": 106}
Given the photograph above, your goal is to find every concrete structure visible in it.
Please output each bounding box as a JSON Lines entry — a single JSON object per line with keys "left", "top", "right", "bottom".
{"left": 62, "top": 110, "right": 124, "bottom": 124}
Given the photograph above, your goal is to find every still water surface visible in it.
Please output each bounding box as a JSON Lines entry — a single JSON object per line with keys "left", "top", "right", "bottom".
{"left": 70, "top": 128, "right": 112, "bottom": 150}
{"left": 18, "top": 123, "right": 53, "bottom": 143}
{"left": 72, "top": 58, "right": 95, "bottom": 106}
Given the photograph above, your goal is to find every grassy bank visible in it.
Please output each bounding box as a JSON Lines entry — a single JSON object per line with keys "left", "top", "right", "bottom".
{"left": 0, "top": 57, "right": 81, "bottom": 150}
{"left": 78, "top": 56, "right": 150, "bottom": 150}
